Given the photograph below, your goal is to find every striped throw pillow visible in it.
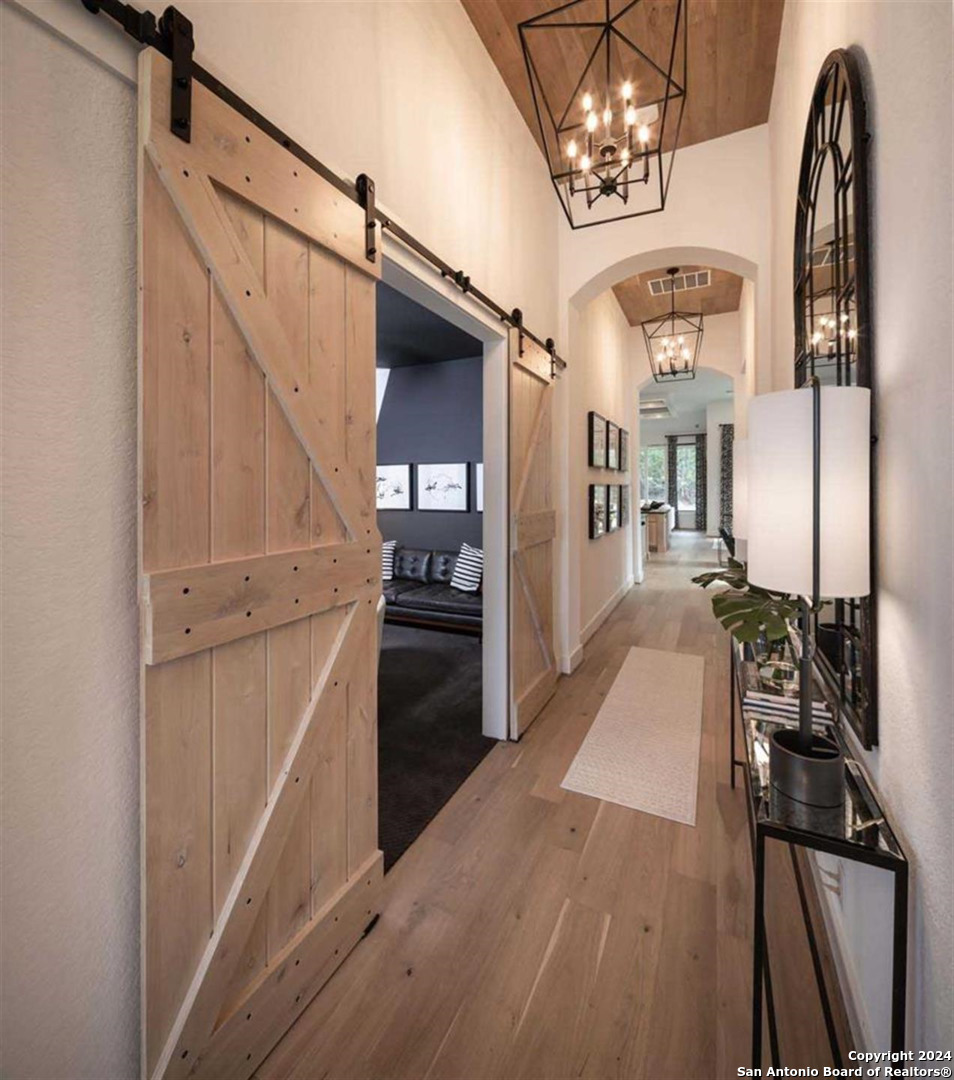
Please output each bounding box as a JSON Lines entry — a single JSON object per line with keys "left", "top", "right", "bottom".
{"left": 381, "top": 540, "right": 397, "bottom": 582}
{"left": 450, "top": 543, "right": 483, "bottom": 593}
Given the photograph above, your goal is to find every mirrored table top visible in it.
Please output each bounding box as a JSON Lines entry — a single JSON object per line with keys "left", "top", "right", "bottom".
{"left": 734, "top": 640, "right": 905, "bottom": 865}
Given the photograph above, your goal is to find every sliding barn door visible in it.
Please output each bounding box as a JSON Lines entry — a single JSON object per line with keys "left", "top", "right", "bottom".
{"left": 138, "top": 50, "right": 381, "bottom": 1080}
{"left": 509, "top": 329, "right": 558, "bottom": 738}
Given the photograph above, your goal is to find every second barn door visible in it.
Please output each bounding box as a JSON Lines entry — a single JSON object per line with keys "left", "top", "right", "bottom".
{"left": 138, "top": 48, "right": 381, "bottom": 1080}
{"left": 509, "top": 328, "right": 558, "bottom": 738}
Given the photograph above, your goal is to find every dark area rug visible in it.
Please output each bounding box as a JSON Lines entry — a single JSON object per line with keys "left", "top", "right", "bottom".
{"left": 378, "top": 623, "right": 494, "bottom": 871}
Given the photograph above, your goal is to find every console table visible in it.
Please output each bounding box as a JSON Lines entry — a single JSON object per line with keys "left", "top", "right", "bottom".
{"left": 729, "top": 638, "right": 908, "bottom": 1068}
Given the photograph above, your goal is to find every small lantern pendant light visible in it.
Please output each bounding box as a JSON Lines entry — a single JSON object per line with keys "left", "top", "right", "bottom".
{"left": 641, "top": 268, "right": 704, "bottom": 383}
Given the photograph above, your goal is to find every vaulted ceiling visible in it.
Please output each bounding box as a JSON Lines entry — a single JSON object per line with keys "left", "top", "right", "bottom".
{"left": 462, "top": 0, "right": 785, "bottom": 157}
{"left": 612, "top": 265, "right": 743, "bottom": 325}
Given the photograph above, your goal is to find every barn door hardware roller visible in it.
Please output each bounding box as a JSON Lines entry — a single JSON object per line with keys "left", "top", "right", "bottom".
{"left": 159, "top": 6, "right": 194, "bottom": 142}
{"left": 355, "top": 174, "right": 377, "bottom": 264}
{"left": 512, "top": 309, "right": 525, "bottom": 358}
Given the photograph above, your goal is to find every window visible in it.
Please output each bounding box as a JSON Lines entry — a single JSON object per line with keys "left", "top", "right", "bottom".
{"left": 676, "top": 443, "right": 697, "bottom": 511}
{"left": 639, "top": 446, "right": 667, "bottom": 501}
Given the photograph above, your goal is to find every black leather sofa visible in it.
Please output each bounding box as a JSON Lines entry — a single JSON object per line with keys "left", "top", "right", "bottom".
{"left": 383, "top": 547, "right": 482, "bottom": 635}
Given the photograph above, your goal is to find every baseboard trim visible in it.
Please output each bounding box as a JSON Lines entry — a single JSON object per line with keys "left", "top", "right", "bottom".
{"left": 580, "top": 577, "right": 634, "bottom": 648}
{"left": 559, "top": 644, "right": 584, "bottom": 675}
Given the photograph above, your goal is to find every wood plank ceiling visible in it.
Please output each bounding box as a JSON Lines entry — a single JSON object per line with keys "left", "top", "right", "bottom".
{"left": 462, "top": 0, "right": 785, "bottom": 157}
{"left": 612, "top": 265, "right": 743, "bottom": 326}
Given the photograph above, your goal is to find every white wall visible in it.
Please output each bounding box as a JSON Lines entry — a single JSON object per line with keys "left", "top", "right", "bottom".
{"left": 563, "top": 288, "right": 636, "bottom": 665}
{"left": 768, "top": 0, "right": 953, "bottom": 1049}
{"left": 0, "top": 3, "right": 560, "bottom": 1076}
{"left": 0, "top": 6, "right": 140, "bottom": 1078}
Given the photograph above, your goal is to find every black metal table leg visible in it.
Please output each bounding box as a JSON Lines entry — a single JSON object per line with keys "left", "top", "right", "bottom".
{"left": 891, "top": 864, "right": 909, "bottom": 1052}
{"left": 752, "top": 827, "right": 766, "bottom": 1068}
{"left": 730, "top": 638, "right": 736, "bottom": 789}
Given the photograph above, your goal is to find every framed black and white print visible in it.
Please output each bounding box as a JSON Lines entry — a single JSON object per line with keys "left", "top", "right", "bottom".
{"left": 589, "top": 484, "right": 607, "bottom": 539}
{"left": 620, "top": 484, "right": 631, "bottom": 526}
{"left": 607, "top": 421, "right": 619, "bottom": 470}
{"left": 476, "top": 463, "right": 484, "bottom": 513}
{"left": 588, "top": 411, "right": 607, "bottom": 468}
{"left": 416, "top": 463, "right": 468, "bottom": 512}
{"left": 376, "top": 464, "right": 412, "bottom": 510}
{"left": 619, "top": 430, "right": 629, "bottom": 472}
{"left": 608, "top": 483, "right": 620, "bottom": 532}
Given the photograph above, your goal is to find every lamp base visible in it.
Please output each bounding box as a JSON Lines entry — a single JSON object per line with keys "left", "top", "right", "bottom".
{"left": 769, "top": 728, "right": 845, "bottom": 808}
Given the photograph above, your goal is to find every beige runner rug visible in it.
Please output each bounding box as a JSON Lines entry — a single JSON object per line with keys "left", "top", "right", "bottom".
{"left": 561, "top": 647, "right": 705, "bottom": 826}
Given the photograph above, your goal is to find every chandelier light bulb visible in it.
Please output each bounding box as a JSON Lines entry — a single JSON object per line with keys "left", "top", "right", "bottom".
{"left": 812, "top": 331, "right": 823, "bottom": 345}
{"left": 848, "top": 329, "right": 857, "bottom": 339}
{"left": 580, "top": 154, "right": 591, "bottom": 172}
{"left": 582, "top": 92, "right": 593, "bottom": 113}
{"left": 638, "top": 124, "right": 650, "bottom": 145}
{"left": 840, "top": 312, "right": 849, "bottom": 322}
{"left": 682, "top": 348, "right": 691, "bottom": 361}
{"left": 586, "top": 111, "right": 598, "bottom": 133}
{"left": 567, "top": 139, "right": 578, "bottom": 159}
{"left": 603, "top": 106, "right": 612, "bottom": 127}
{"left": 621, "top": 147, "right": 630, "bottom": 164}
{"left": 625, "top": 106, "right": 637, "bottom": 127}
{"left": 622, "top": 81, "right": 633, "bottom": 100}
{"left": 662, "top": 338, "right": 669, "bottom": 348}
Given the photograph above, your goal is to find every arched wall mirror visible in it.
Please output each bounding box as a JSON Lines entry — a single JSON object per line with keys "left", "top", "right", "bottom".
{"left": 794, "top": 49, "right": 877, "bottom": 749}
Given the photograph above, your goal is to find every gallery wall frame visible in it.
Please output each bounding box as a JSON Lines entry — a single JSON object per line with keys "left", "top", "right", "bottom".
{"left": 416, "top": 462, "right": 470, "bottom": 512}
{"left": 620, "top": 484, "right": 631, "bottom": 525}
{"left": 589, "top": 484, "right": 607, "bottom": 539}
{"left": 376, "top": 463, "right": 413, "bottom": 510}
{"left": 588, "top": 411, "right": 607, "bottom": 468}
{"left": 607, "top": 421, "right": 620, "bottom": 470}
{"left": 476, "top": 463, "right": 484, "bottom": 513}
{"left": 619, "top": 430, "right": 629, "bottom": 472}
{"left": 608, "top": 484, "right": 620, "bottom": 532}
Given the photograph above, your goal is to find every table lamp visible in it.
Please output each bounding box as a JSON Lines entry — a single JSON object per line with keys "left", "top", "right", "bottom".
{"left": 747, "top": 381, "right": 870, "bottom": 807}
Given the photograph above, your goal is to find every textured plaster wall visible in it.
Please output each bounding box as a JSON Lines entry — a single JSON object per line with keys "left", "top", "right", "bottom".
{"left": 0, "top": 6, "right": 140, "bottom": 1077}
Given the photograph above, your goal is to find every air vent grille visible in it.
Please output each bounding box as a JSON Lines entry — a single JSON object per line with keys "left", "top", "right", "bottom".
{"left": 648, "top": 269, "right": 711, "bottom": 296}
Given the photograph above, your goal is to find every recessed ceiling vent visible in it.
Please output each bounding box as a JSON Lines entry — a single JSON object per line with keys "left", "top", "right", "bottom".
{"left": 639, "top": 398, "right": 673, "bottom": 419}
{"left": 648, "top": 269, "right": 711, "bottom": 296}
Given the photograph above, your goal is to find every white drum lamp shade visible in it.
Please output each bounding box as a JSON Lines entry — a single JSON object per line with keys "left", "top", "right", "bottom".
{"left": 733, "top": 438, "right": 748, "bottom": 540}
{"left": 747, "top": 387, "right": 870, "bottom": 599}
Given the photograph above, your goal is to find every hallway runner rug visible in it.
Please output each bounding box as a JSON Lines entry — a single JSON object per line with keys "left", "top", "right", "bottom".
{"left": 561, "top": 647, "right": 705, "bottom": 826}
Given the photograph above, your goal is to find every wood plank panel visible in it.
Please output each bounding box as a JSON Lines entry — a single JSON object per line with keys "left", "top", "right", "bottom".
{"left": 510, "top": 331, "right": 557, "bottom": 739}
{"left": 139, "top": 46, "right": 379, "bottom": 1080}
{"left": 141, "top": 542, "right": 375, "bottom": 663}
{"left": 460, "top": 0, "right": 785, "bottom": 157}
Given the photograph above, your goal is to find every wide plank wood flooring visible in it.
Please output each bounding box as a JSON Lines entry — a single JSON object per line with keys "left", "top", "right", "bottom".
{"left": 258, "top": 533, "right": 840, "bottom": 1080}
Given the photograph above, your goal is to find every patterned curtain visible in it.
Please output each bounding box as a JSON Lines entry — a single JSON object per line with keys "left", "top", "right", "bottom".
{"left": 720, "top": 423, "right": 735, "bottom": 534}
{"left": 666, "top": 435, "right": 679, "bottom": 520}
{"left": 694, "top": 433, "right": 707, "bottom": 532}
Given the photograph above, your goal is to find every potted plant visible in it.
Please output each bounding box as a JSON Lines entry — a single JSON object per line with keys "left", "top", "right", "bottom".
{"left": 692, "top": 558, "right": 800, "bottom": 658}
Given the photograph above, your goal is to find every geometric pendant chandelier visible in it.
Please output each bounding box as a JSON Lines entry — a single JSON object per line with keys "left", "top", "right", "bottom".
{"left": 519, "top": 0, "right": 688, "bottom": 229}
{"left": 641, "top": 267, "right": 704, "bottom": 382}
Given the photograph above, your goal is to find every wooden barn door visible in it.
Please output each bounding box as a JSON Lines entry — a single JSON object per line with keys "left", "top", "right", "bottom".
{"left": 509, "top": 329, "right": 558, "bottom": 738}
{"left": 138, "top": 50, "right": 381, "bottom": 1080}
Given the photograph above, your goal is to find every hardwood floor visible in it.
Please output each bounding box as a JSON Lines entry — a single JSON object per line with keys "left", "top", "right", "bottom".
{"left": 258, "top": 533, "right": 839, "bottom": 1080}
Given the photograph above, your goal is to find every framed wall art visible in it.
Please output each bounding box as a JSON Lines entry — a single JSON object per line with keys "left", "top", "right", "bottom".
{"left": 620, "top": 484, "right": 631, "bottom": 525}
{"left": 416, "top": 462, "right": 469, "bottom": 512}
{"left": 376, "top": 464, "right": 412, "bottom": 510}
{"left": 589, "top": 484, "right": 607, "bottom": 539}
{"left": 607, "top": 421, "right": 620, "bottom": 470}
{"left": 475, "top": 463, "right": 484, "bottom": 512}
{"left": 608, "top": 483, "right": 620, "bottom": 532}
{"left": 588, "top": 411, "right": 607, "bottom": 468}
{"left": 619, "top": 429, "right": 629, "bottom": 472}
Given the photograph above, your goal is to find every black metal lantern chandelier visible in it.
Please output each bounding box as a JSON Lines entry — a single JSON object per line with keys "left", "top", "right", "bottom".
{"left": 519, "top": 0, "right": 687, "bottom": 229}
{"left": 641, "top": 268, "right": 703, "bottom": 382}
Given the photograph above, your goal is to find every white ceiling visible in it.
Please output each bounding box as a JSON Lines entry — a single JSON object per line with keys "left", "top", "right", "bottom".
{"left": 639, "top": 367, "right": 733, "bottom": 420}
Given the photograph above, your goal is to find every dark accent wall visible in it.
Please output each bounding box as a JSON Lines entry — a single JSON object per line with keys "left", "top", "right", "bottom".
{"left": 377, "top": 356, "right": 483, "bottom": 551}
